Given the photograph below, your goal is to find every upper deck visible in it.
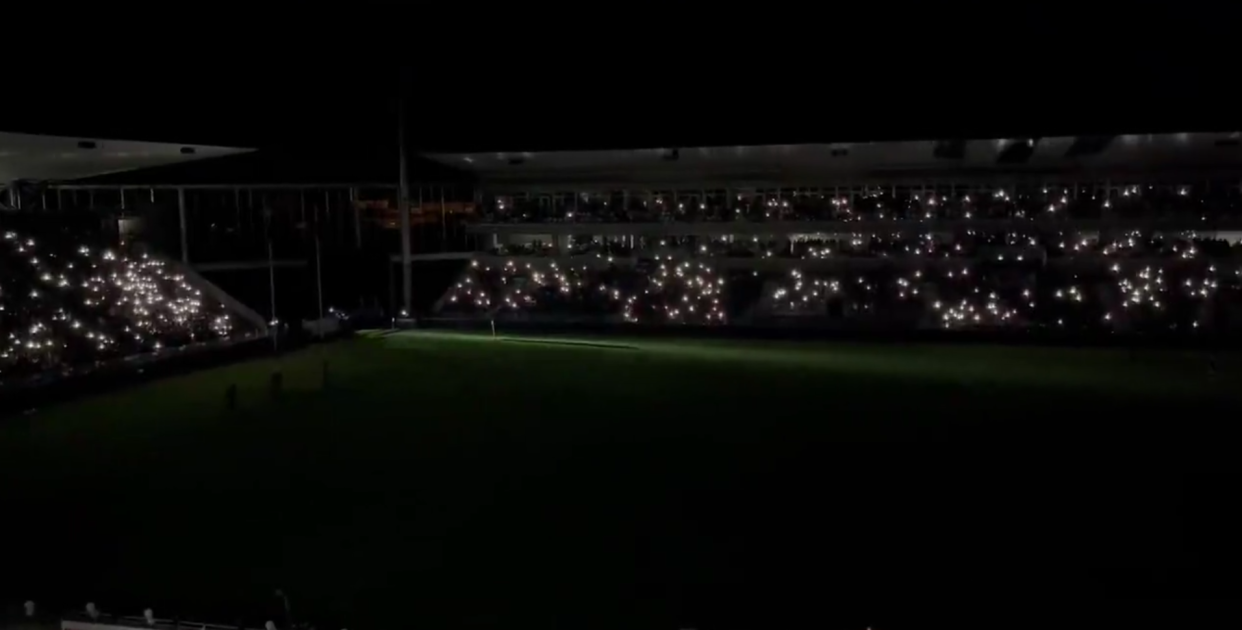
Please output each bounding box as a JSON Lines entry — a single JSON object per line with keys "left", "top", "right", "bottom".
{"left": 425, "top": 132, "right": 1242, "bottom": 192}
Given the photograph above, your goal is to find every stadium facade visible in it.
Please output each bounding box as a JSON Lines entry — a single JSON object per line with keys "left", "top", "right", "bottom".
{"left": 419, "top": 133, "right": 1242, "bottom": 336}
{"left": 9, "top": 130, "right": 1242, "bottom": 341}
{"left": 0, "top": 132, "right": 268, "bottom": 390}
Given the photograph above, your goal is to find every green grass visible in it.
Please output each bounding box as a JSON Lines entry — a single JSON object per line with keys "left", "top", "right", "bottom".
{"left": 1, "top": 331, "right": 1238, "bottom": 626}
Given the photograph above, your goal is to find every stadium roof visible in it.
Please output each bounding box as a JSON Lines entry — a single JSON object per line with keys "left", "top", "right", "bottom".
{"left": 0, "top": 131, "right": 251, "bottom": 182}
{"left": 424, "top": 132, "right": 1242, "bottom": 190}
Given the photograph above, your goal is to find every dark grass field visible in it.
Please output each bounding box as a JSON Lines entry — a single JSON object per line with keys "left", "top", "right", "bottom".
{"left": 2, "top": 331, "right": 1241, "bottom": 629}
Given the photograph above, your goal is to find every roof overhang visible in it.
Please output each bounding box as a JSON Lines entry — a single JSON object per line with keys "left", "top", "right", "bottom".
{"left": 0, "top": 131, "right": 253, "bottom": 182}
{"left": 424, "top": 132, "right": 1242, "bottom": 191}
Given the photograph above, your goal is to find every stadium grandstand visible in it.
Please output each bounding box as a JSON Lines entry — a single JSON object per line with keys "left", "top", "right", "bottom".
{"left": 0, "top": 132, "right": 263, "bottom": 399}
{"left": 7, "top": 130, "right": 1242, "bottom": 388}
{"left": 6, "top": 122, "right": 1242, "bottom": 630}
{"left": 407, "top": 132, "right": 1242, "bottom": 340}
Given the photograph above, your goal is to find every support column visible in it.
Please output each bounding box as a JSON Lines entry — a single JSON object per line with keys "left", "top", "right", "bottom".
{"left": 398, "top": 98, "right": 412, "bottom": 314}
{"left": 351, "top": 187, "right": 361, "bottom": 249}
{"left": 262, "top": 192, "right": 278, "bottom": 338}
{"left": 472, "top": 187, "right": 483, "bottom": 252}
{"left": 440, "top": 186, "right": 448, "bottom": 249}
{"left": 177, "top": 187, "right": 189, "bottom": 263}
{"left": 248, "top": 189, "right": 256, "bottom": 252}
{"left": 324, "top": 189, "right": 333, "bottom": 245}
{"left": 314, "top": 198, "right": 325, "bottom": 335}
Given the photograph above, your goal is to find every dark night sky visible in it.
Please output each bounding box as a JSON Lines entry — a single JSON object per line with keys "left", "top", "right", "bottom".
{"left": 7, "top": 13, "right": 1237, "bottom": 157}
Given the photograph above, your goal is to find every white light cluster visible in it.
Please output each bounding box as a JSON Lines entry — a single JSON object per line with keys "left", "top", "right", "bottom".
{"left": 936, "top": 293, "right": 1023, "bottom": 328}
{"left": 443, "top": 258, "right": 727, "bottom": 324}
{"left": 486, "top": 183, "right": 1237, "bottom": 225}
{"left": 623, "top": 257, "right": 726, "bottom": 324}
{"left": 1116, "top": 265, "right": 1166, "bottom": 311}
{"left": 1, "top": 229, "right": 237, "bottom": 378}
{"left": 580, "top": 229, "right": 1238, "bottom": 264}
{"left": 499, "top": 259, "right": 602, "bottom": 311}
{"left": 1101, "top": 264, "right": 1221, "bottom": 329}
{"left": 770, "top": 269, "right": 840, "bottom": 314}
{"left": 756, "top": 261, "right": 1242, "bottom": 332}
{"left": 441, "top": 255, "right": 1242, "bottom": 332}
{"left": 444, "top": 260, "right": 494, "bottom": 309}
{"left": 445, "top": 259, "right": 621, "bottom": 314}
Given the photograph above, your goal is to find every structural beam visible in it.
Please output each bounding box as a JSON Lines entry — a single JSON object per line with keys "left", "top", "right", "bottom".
{"left": 398, "top": 92, "right": 412, "bottom": 314}
{"left": 48, "top": 183, "right": 400, "bottom": 191}
{"left": 177, "top": 187, "right": 189, "bottom": 263}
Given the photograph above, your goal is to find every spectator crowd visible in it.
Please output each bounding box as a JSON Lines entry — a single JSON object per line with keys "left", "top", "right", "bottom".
{"left": 1, "top": 221, "right": 244, "bottom": 383}
{"left": 473, "top": 184, "right": 1242, "bottom": 224}
{"left": 435, "top": 248, "right": 1242, "bottom": 333}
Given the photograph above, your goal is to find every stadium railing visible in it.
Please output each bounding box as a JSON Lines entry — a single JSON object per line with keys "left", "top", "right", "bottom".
{"left": 0, "top": 333, "right": 272, "bottom": 418}
{"left": 61, "top": 612, "right": 267, "bottom": 630}
{"left": 161, "top": 256, "right": 269, "bottom": 336}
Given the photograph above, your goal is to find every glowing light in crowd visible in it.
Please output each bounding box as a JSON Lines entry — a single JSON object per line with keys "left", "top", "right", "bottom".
{"left": 2, "top": 228, "right": 238, "bottom": 379}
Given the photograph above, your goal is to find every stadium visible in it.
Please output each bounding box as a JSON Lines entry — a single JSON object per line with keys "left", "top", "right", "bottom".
{"left": 3, "top": 119, "right": 1242, "bottom": 630}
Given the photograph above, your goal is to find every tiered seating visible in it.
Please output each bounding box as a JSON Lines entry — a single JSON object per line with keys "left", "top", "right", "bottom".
{"left": 0, "top": 224, "right": 245, "bottom": 383}
{"left": 433, "top": 251, "right": 1242, "bottom": 334}
{"left": 438, "top": 258, "right": 731, "bottom": 325}
{"left": 753, "top": 263, "right": 1242, "bottom": 332}
{"left": 434, "top": 182, "right": 1242, "bottom": 334}
{"left": 473, "top": 184, "right": 1242, "bottom": 224}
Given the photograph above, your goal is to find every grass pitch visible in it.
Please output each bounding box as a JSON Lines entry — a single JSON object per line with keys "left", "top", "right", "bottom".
{"left": 1, "top": 331, "right": 1238, "bottom": 627}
